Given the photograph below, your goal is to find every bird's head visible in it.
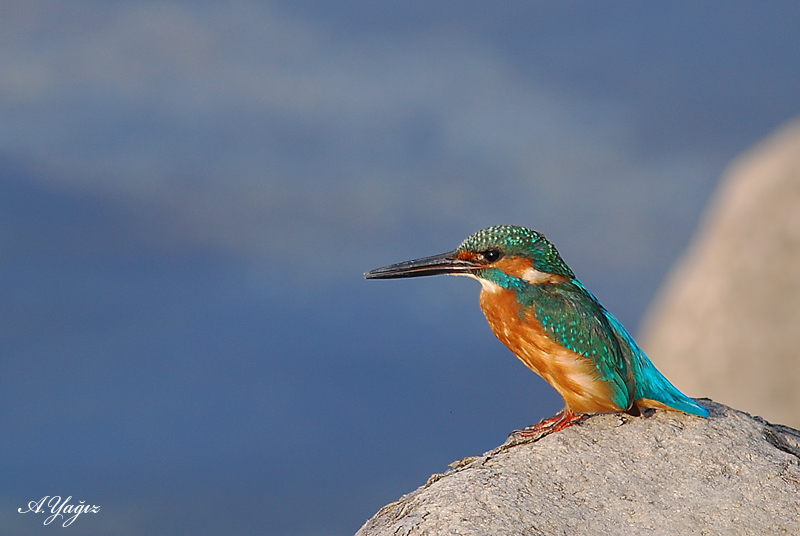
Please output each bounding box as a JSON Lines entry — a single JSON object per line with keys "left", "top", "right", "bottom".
{"left": 365, "top": 225, "right": 574, "bottom": 291}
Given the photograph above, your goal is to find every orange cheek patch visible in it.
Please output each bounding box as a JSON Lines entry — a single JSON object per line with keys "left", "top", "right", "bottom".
{"left": 492, "top": 257, "right": 569, "bottom": 285}
{"left": 492, "top": 257, "right": 534, "bottom": 277}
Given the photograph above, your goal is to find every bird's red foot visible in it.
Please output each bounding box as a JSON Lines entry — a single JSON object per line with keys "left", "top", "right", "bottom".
{"left": 512, "top": 409, "right": 587, "bottom": 441}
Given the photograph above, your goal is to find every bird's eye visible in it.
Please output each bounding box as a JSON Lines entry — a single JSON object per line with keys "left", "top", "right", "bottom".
{"left": 483, "top": 248, "right": 502, "bottom": 262}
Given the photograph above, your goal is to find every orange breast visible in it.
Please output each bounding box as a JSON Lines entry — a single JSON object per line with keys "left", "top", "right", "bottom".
{"left": 479, "top": 287, "right": 624, "bottom": 414}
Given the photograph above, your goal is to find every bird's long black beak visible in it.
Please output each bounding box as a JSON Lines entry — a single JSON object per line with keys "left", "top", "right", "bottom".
{"left": 364, "top": 250, "right": 477, "bottom": 279}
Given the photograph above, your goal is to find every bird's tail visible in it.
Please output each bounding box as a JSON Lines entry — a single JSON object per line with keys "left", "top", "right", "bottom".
{"left": 631, "top": 351, "right": 709, "bottom": 417}
{"left": 606, "top": 314, "right": 709, "bottom": 417}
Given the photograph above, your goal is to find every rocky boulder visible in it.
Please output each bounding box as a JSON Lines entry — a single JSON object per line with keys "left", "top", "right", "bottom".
{"left": 356, "top": 401, "right": 800, "bottom": 535}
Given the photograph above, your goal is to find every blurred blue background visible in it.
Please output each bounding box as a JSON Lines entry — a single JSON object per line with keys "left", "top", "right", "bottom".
{"left": 1, "top": 2, "right": 799, "bottom": 534}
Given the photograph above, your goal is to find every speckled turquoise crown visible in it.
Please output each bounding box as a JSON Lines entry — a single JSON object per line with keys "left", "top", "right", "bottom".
{"left": 457, "top": 225, "right": 541, "bottom": 252}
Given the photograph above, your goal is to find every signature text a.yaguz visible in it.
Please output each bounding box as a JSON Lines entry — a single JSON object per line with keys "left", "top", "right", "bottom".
{"left": 18, "top": 496, "right": 100, "bottom": 527}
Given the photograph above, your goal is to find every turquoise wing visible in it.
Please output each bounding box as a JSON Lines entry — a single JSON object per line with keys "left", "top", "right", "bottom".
{"left": 519, "top": 279, "right": 635, "bottom": 411}
{"left": 521, "top": 278, "right": 708, "bottom": 418}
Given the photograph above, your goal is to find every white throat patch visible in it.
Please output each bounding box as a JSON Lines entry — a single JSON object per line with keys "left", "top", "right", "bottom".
{"left": 521, "top": 267, "right": 553, "bottom": 284}
{"left": 454, "top": 273, "right": 502, "bottom": 293}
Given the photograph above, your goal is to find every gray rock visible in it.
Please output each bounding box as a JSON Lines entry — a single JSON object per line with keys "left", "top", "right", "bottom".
{"left": 640, "top": 118, "right": 800, "bottom": 429}
{"left": 356, "top": 401, "right": 800, "bottom": 536}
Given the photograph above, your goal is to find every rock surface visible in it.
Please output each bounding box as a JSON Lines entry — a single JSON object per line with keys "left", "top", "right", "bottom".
{"left": 355, "top": 400, "right": 800, "bottom": 536}
{"left": 640, "top": 118, "right": 800, "bottom": 429}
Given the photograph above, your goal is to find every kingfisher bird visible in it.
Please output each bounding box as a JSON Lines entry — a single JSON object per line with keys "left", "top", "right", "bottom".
{"left": 365, "top": 225, "right": 707, "bottom": 439}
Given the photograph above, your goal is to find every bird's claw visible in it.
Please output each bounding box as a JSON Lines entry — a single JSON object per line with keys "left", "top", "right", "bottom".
{"left": 511, "top": 410, "right": 587, "bottom": 441}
